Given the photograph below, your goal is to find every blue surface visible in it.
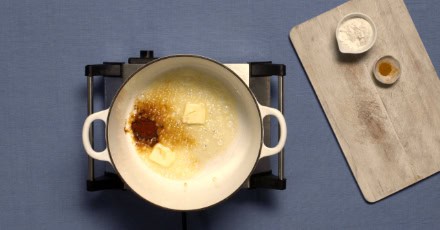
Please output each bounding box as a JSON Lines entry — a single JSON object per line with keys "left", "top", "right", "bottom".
{"left": 1, "top": 0, "right": 439, "bottom": 229}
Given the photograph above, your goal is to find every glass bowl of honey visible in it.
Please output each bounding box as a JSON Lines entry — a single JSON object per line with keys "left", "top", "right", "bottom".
{"left": 373, "top": 55, "right": 401, "bottom": 85}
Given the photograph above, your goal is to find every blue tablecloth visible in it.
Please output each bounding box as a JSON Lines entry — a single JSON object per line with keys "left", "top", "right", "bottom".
{"left": 0, "top": 0, "right": 439, "bottom": 229}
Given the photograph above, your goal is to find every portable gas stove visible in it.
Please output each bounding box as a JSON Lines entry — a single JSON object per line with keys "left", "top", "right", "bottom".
{"left": 84, "top": 50, "right": 286, "bottom": 195}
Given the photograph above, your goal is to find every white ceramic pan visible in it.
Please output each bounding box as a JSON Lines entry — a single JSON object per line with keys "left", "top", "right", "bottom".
{"left": 82, "top": 55, "right": 287, "bottom": 210}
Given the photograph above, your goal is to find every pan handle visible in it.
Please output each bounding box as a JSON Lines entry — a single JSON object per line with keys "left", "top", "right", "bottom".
{"left": 82, "top": 109, "right": 111, "bottom": 163}
{"left": 258, "top": 105, "right": 287, "bottom": 159}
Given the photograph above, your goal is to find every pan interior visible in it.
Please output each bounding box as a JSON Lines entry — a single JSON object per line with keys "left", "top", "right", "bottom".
{"left": 107, "top": 56, "right": 262, "bottom": 210}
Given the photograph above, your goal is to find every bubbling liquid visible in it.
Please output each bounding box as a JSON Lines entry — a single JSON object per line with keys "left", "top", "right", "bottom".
{"left": 125, "top": 68, "right": 238, "bottom": 180}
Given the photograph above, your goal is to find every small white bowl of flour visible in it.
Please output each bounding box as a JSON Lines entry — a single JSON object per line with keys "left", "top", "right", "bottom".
{"left": 336, "top": 13, "right": 377, "bottom": 54}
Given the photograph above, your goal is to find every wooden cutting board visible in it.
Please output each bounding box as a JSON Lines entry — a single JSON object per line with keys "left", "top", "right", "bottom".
{"left": 290, "top": 0, "right": 440, "bottom": 202}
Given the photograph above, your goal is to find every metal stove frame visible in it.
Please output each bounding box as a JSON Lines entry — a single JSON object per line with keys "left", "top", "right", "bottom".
{"left": 84, "top": 50, "right": 286, "bottom": 192}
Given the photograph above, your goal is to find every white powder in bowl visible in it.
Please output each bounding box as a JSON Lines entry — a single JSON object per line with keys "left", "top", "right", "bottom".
{"left": 337, "top": 17, "right": 374, "bottom": 53}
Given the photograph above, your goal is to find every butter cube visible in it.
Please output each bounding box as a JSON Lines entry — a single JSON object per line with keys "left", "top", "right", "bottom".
{"left": 149, "top": 143, "right": 176, "bottom": 167}
{"left": 182, "top": 103, "right": 206, "bottom": 124}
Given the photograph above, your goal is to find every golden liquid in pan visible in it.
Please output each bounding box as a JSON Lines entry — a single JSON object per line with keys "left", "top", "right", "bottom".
{"left": 125, "top": 68, "right": 238, "bottom": 180}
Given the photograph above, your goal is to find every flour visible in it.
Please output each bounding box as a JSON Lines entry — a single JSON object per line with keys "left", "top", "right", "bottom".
{"left": 337, "top": 17, "right": 374, "bottom": 52}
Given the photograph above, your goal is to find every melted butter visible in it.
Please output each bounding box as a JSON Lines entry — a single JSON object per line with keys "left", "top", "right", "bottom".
{"left": 125, "top": 68, "right": 238, "bottom": 180}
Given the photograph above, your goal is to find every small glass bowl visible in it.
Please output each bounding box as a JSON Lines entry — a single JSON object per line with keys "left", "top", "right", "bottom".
{"left": 373, "top": 55, "right": 401, "bottom": 85}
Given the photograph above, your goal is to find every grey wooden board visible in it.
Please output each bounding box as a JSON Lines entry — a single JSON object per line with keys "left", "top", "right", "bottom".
{"left": 290, "top": 0, "right": 440, "bottom": 202}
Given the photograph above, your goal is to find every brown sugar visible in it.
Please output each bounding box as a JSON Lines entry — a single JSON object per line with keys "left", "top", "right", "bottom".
{"left": 126, "top": 94, "right": 195, "bottom": 151}
{"left": 131, "top": 115, "right": 158, "bottom": 147}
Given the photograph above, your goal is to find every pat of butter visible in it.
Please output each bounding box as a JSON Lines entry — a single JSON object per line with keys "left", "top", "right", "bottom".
{"left": 182, "top": 103, "right": 206, "bottom": 124}
{"left": 149, "top": 143, "right": 176, "bottom": 167}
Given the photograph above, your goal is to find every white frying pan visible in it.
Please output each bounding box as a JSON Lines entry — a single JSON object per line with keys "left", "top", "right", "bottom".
{"left": 82, "top": 55, "right": 287, "bottom": 210}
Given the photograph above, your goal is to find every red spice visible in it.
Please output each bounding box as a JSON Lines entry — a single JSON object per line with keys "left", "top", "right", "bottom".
{"left": 131, "top": 115, "right": 158, "bottom": 147}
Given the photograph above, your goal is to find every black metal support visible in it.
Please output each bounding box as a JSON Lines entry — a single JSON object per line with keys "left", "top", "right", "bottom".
{"left": 250, "top": 62, "right": 286, "bottom": 77}
{"left": 84, "top": 51, "right": 287, "bottom": 192}
{"left": 85, "top": 63, "right": 123, "bottom": 77}
{"left": 128, "top": 50, "right": 157, "bottom": 64}
{"left": 87, "top": 74, "right": 94, "bottom": 182}
{"left": 249, "top": 171, "right": 286, "bottom": 190}
{"left": 181, "top": 212, "right": 187, "bottom": 230}
{"left": 248, "top": 62, "right": 287, "bottom": 190}
{"left": 86, "top": 172, "right": 125, "bottom": 191}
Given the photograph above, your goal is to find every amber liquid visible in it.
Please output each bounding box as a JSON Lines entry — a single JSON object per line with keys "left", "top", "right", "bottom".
{"left": 125, "top": 68, "right": 238, "bottom": 180}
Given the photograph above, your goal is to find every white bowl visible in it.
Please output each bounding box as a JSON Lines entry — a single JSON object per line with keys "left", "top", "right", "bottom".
{"left": 336, "top": 13, "right": 377, "bottom": 54}
{"left": 373, "top": 55, "right": 401, "bottom": 85}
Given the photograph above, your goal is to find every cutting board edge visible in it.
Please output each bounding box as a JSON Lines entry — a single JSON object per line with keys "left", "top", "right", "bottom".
{"left": 366, "top": 169, "right": 440, "bottom": 203}
{"left": 289, "top": 0, "right": 440, "bottom": 203}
